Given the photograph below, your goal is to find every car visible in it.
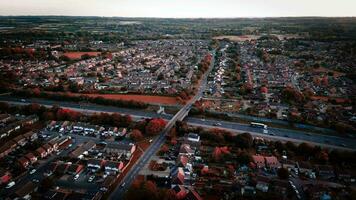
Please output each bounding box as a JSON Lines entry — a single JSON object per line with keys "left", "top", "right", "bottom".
{"left": 269, "top": 133, "right": 275, "bottom": 136}
{"left": 284, "top": 134, "right": 289, "bottom": 138}
{"left": 213, "top": 123, "right": 221, "bottom": 126}
{"left": 74, "top": 174, "right": 80, "bottom": 181}
{"left": 201, "top": 118, "right": 206, "bottom": 121}
{"left": 32, "top": 179, "right": 40, "bottom": 183}
{"left": 6, "top": 181, "right": 15, "bottom": 188}
{"left": 149, "top": 139, "right": 153, "bottom": 143}
{"left": 341, "top": 143, "right": 346, "bottom": 147}
{"left": 263, "top": 129, "right": 268, "bottom": 134}
{"left": 120, "top": 182, "right": 126, "bottom": 188}
{"left": 88, "top": 175, "right": 95, "bottom": 182}
{"left": 29, "top": 169, "right": 36, "bottom": 174}
{"left": 44, "top": 171, "right": 53, "bottom": 177}
{"left": 20, "top": 99, "right": 26, "bottom": 102}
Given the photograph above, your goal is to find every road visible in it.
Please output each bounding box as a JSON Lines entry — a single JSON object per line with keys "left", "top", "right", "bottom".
{"left": 107, "top": 51, "right": 216, "bottom": 199}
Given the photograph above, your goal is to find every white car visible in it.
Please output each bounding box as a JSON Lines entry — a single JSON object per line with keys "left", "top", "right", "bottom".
{"left": 74, "top": 174, "right": 80, "bottom": 181}
{"left": 29, "top": 169, "right": 36, "bottom": 174}
{"left": 88, "top": 175, "right": 95, "bottom": 182}
{"left": 263, "top": 129, "right": 269, "bottom": 134}
{"left": 6, "top": 181, "right": 15, "bottom": 188}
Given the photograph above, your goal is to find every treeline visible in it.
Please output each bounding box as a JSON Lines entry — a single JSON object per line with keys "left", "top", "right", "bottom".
{"left": 12, "top": 89, "right": 148, "bottom": 109}
{"left": 0, "top": 102, "right": 133, "bottom": 128}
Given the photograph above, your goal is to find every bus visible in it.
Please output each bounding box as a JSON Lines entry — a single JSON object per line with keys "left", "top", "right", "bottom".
{"left": 250, "top": 122, "right": 268, "bottom": 129}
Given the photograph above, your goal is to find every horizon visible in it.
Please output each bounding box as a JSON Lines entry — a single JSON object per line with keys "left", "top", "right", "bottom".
{"left": 1, "top": 0, "right": 356, "bottom": 18}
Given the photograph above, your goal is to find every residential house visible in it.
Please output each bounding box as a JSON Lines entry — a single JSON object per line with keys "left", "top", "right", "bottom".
{"left": 35, "top": 147, "right": 47, "bottom": 158}
{"left": 88, "top": 159, "right": 105, "bottom": 172}
{"left": 317, "top": 165, "right": 335, "bottom": 180}
{"left": 18, "top": 157, "right": 30, "bottom": 168}
{"left": 171, "top": 167, "right": 185, "bottom": 186}
{"left": 23, "top": 131, "right": 38, "bottom": 142}
{"left": 0, "top": 140, "right": 17, "bottom": 158}
{"left": 252, "top": 155, "right": 265, "bottom": 168}
{"left": 105, "top": 161, "right": 124, "bottom": 175}
{"left": 69, "top": 140, "right": 96, "bottom": 159}
{"left": 12, "top": 135, "right": 28, "bottom": 147}
{"left": 104, "top": 143, "right": 136, "bottom": 158}
{"left": 42, "top": 144, "right": 54, "bottom": 154}
{"left": 67, "top": 164, "right": 84, "bottom": 175}
{"left": 25, "top": 153, "right": 38, "bottom": 164}
{"left": 265, "top": 156, "right": 281, "bottom": 169}
{"left": 179, "top": 144, "right": 195, "bottom": 156}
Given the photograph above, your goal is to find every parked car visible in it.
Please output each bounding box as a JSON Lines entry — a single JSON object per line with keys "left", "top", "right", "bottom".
{"left": 88, "top": 175, "right": 95, "bottom": 182}
{"left": 74, "top": 174, "right": 80, "bottom": 181}
{"left": 6, "top": 181, "right": 15, "bottom": 188}
{"left": 29, "top": 169, "right": 36, "bottom": 175}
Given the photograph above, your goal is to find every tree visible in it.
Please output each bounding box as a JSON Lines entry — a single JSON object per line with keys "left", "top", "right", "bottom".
{"left": 145, "top": 118, "right": 166, "bottom": 136}
{"left": 234, "top": 132, "right": 253, "bottom": 149}
{"left": 130, "top": 129, "right": 143, "bottom": 141}
{"left": 164, "top": 189, "right": 177, "bottom": 200}
{"left": 277, "top": 168, "right": 289, "bottom": 179}
{"left": 159, "top": 144, "right": 169, "bottom": 155}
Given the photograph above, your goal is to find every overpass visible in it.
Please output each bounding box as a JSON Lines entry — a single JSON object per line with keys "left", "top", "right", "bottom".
{"left": 108, "top": 51, "right": 215, "bottom": 199}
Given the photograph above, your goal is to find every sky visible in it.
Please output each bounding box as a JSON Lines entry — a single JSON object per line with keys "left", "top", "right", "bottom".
{"left": 0, "top": 0, "right": 355, "bottom": 18}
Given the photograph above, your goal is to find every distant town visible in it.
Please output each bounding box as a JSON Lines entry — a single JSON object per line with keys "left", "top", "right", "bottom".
{"left": 0, "top": 16, "right": 355, "bottom": 200}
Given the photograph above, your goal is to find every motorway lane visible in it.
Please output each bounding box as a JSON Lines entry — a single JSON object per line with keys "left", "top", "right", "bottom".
{"left": 186, "top": 118, "right": 356, "bottom": 149}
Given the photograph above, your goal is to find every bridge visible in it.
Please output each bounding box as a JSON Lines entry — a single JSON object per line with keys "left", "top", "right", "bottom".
{"left": 108, "top": 51, "right": 215, "bottom": 199}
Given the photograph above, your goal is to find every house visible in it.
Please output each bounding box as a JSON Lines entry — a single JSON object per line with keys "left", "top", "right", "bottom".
{"left": 104, "top": 143, "right": 136, "bottom": 158}
{"left": 23, "top": 131, "right": 38, "bottom": 142}
{"left": 48, "top": 141, "right": 59, "bottom": 152}
{"left": 171, "top": 167, "right": 185, "bottom": 185}
{"left": 22, "top": 115, "right": 39, "bottom": 125}
{"left": 88, "top": 159, "right": 105, "bottom": 172}
{"left": 12, "top": 135, "right": 28, "bottom": 147}
{"left": 179, "top": 144, "right": 195, "bottom": 156}
{"left": 69, "top": 140, "right": 96, "bottom": 158}
{"left": 0, "top": 140, "right": 17, "bottom": 158}
{"left": 105, "top": 161, "right": 124, "bottom": 175}
{"left": 117, "top": 128, "right": 127, "bottom": 137}
{"left": 67, "top": 164, "right": 84, "bottom": 175}
{"left": 265, "top": 156, "right": 281, "bottom": 169}
{"left": 42, "top": 144, "right": 54, "bottom": 154}
{"left": 25, "top": 153, "right": 38, "bottom": 164}
{"left": 252, "top": 155, "right": 265, "bottom": 168}
{"left": 256, "top": 181, "right": 269, "bottom": 192}
{"left": 18, "top": 157, "right": 30, "bottom": 168}
{"left": 14, "top": 181, "right": 37, "bottom": 200}
{"left": 317, "top": 165, "right": 335, "bottom": 180}
{"left": 177, "top": 155, "right": 189, "bottom": 168}
{"left": 35, "top": 147, "right": 47, "bottom": 158}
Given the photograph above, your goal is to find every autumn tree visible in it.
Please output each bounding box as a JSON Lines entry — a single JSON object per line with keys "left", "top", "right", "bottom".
{"left": 130, "top": 129, "right": 143, "bottom": 141}
{"left": 145, "top": 118, "right": 166, "bottom": 136}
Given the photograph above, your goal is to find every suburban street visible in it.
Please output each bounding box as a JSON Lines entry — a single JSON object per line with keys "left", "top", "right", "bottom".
{"left": 108, "top": 50, "right": 216, "bottom": 199}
